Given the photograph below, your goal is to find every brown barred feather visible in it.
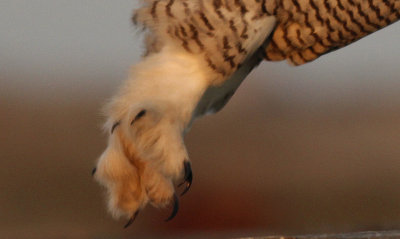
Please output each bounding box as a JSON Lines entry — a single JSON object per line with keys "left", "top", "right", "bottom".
{"left": 265, "top": 0, "right": 400, "bottom": 65}
{"left": 133, "top": 0, "right": 399, "bottom": 72}
{"left": 133, "top": 0, "right": 276, "bottom": 85}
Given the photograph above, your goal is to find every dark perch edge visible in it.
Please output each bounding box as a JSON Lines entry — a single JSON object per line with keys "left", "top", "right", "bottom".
{"left": 238, "top": 231, "right": 400, "bottom": 239}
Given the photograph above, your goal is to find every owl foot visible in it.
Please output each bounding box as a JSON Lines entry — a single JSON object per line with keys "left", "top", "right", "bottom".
{"left": 93, "top": 46, "right": 208, "bottom": 226}
{"left": 94, "top": 114, "right": 192, "bottom": 227}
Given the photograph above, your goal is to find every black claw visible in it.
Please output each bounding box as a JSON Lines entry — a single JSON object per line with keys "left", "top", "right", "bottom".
{"left": 178, "top": 161, "right": 192, "bottom": 196}
{"left": 111, "top": 121, "right": 120, "bottom": 134}
{"left": 91, "top": 167, "right": 97, "bottom": 176}
{"left": 165, "top": 194, "right": 179, "bottom": 222}
{"left": 131, "top": 110, "right": 146, "bottom": 125}
{"left": 124, "top": 210, "right": 139, "bottom": 229}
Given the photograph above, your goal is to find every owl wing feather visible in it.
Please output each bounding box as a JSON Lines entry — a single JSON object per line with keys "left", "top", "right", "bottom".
{"left": 265, "top": 0, "right": 400, "bottom": 65}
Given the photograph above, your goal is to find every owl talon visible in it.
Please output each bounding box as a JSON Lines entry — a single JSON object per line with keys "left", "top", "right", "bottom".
{"left": 178, "top": 161, "right": 192, "bottom": 196}
{"left": 91, "top": 167, "right": 97, "bottom": 176}
{"left": 124, "top": 210, "right": 140, "bottom": 228}
{"left": 165, "top": 194, "right": 179, "bottom": 221}
{"left": 111, "top": 121, "right": 120, "bottom": 134}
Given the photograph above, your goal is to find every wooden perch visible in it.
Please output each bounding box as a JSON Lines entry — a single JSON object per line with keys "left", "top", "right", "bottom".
{"left": 240, "top": 231, "right": 400, "bottom": 239}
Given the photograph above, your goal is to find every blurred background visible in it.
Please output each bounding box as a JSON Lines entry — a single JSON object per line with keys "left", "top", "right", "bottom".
{"left": 1, "top": 1, "right": 400, "bottom": 238}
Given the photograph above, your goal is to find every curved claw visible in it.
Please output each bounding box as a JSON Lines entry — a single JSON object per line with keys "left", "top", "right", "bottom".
{"left": 178, "top": 161, "right": 192, "bottom": 196}
{"left": 165, "top": 194, "right": 179, "bottom": 222}
{"left": 123, "top": 210, "right": 139, "bottom": 229}
{"left": 91, "top": 167, "right": 97, "bottom": 176}
{"left": 111, "top": 121, "right": 120, "bottom": 134}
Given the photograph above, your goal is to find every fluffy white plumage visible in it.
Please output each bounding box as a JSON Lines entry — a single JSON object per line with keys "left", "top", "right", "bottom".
{"left": 96, "top": 46, "right": 207, "bottom": 219}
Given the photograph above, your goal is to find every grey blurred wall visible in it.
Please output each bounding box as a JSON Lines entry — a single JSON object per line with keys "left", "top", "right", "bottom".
{"left": 1, "top": 1, "right": 400, "bottom": 238}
